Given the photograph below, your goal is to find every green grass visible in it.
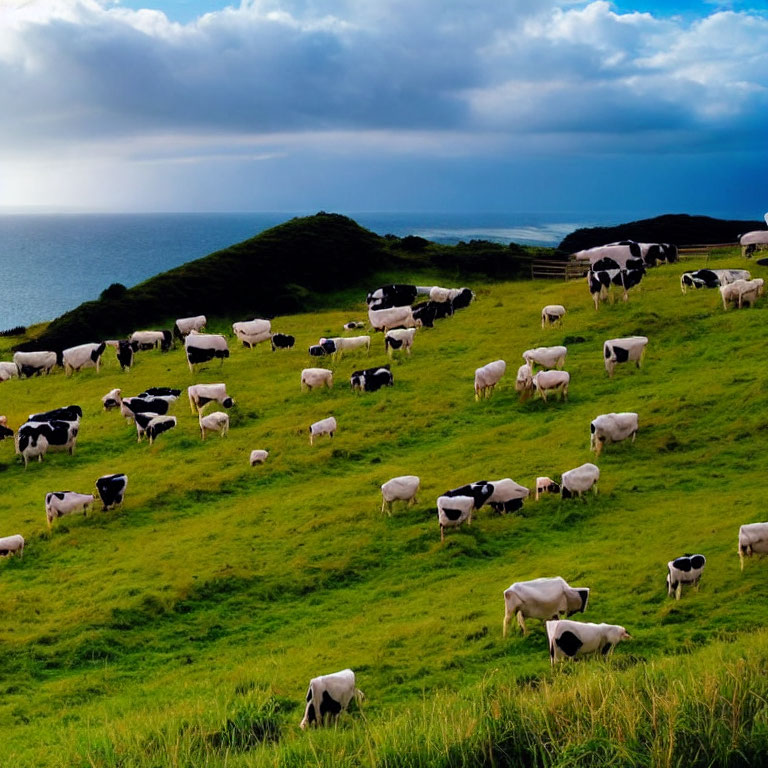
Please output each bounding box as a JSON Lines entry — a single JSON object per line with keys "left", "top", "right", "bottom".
{"left": 1, "top": 248, "right": 768, "bottom": 766}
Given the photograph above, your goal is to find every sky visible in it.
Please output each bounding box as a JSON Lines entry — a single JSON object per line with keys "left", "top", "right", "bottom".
{"left": 0, "top": 0, "right": 766, "bottom": 217}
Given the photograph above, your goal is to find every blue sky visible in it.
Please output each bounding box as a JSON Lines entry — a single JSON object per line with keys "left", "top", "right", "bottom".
{"left": 0, "top": 0, "right": 766, "bottom": 218}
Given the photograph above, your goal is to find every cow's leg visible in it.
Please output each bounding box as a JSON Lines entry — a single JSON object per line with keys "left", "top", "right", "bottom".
{"left": 675, "top": 583, "right": 682, "bottom": 600}
{"left": 440, "top": 525, "right": 445, "bottom": 542}
{"left": 516, "top": 610, "right": 527, "bottom": 636}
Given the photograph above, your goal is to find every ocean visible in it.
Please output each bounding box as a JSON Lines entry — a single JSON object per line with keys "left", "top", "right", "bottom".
{"left": 0, "top": 211, "right": 619, "bottom": 328}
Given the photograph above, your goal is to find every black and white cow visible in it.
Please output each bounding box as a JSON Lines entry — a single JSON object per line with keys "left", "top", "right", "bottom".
{"left": 343, "top": 321, "right": 365, "bottom": 330}
{"left": 350, "top": 365, "right": 393, "bottom": 393}
{"left": 604, "top": 336, "right": 648, "bottom": 377}
{"left": 503, "top": 577, "right": 589, "bottom": 637}
{"left": 144, "top": 415, "right": 177, "bottom": 445}
{"left": 95, "top": 473, "right": 128, "bottom": 510}
{"left": 546, "top": 620, "right": 631, "bottom": 664}
{"left": 13, "top": 351, "right": 57, "bottom": 377}
{"left": 437, "top": 494, "right": 475, "bottom": 540}
{"left": 308, "top": 340, "right": 336, "bottom": 357}
{"left": 45, "top": 491, "right": 94, "bottom": 528}
{"left": 139, "top": 387, "right": 182, "bottom": 401}
{"left": 450, "top": 287, "right": 475, "bottom": 310}
{"left": 174, "top": 315, "right": 206, "bottom": 338}
{"left": 185, "top": 334, "right": 229, "bottom": 372}
{"left": 680, "top": 268, "right": 750, "bottom": 293}
{"left": 299, "top": 669, "right": 363, "bottom": 729}
{"left": 28, "top": 405, "right": 82, "bottom": 424}
{"left": 384, "top": 328, "right": 416, "bottom": 356}
{"left": 270, "top": 333, "right": 295, "bottom": 351}
{"left": 367, "top": 284, "right": 419, "bottom": 311}
{"left": 122, "top": 396, "right": 170, "bottom": 419}
{"left": 0, "top": 417, "right": 14, "bottom": 441}
{"left": 116, "top": 339, "right": 138, "bottom": 370}
{"left": 130, "top": 330, "right": 173, "bottom": 352}
{"left": 666, "top": 554, "right": 706, "bottom": 599}
{"left": 443, "top": 481, "right": 494, "bottom": 512}
{"left": 233, "top": 319, "right": 272, "bottom": 348}
{"left": 411, "top": 300, "right": 453, "bottom": 328}
{"left": 16, "top": 420, "right": 79, "bottom": 467}
{"left": 487, "top": 478, "right": 529, "bottom": 514}
{"left": 187, "top": 383, "right": 234, "bottom": 412}
{"left": 62, "top": 342, "right": 106, "bottom": 375}
{"left": 535, "top": 477, "right": 561, "bottom": 500}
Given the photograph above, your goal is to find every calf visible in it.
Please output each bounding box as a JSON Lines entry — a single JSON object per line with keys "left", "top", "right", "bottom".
{"left": 381, "top": 475, "right": 420, "bottom": 515}
{"left": 590, "top": 413, "right": 638, "bottom": 456}
{"left": 437, "top": 494, "right": 475, "bottom": 541}
{"left": 561, "top": 463, "right": 599, "bottom": 499}
{"left": 343, "top": 321, "right": 365, "bottom": 330}
{"left": 604, "top": 336, "right": 648, "bottom": 377}
{"left": 95, "top": 473, "right": 128, "bottom": 510}
{"left": 350, "top": 365, "right": 393, "bottom": 393}
{"left": 16, "top": 420, "right": 79, "bottom": 467}
{"left": 309, "top": 416, "right": 337, "bottom": 445}
{"left": 250, "top": 449, "right": 269, "bottom": 465}
{"left": 532, "top": 370, "right": 569, "bottom": 402}
{"left": 503, "top": 577, "right": 589, "bottom": 637}
{"left": 524, "top": 346, "right": 567, "bottom": 370}
{"left": 546, "top": 620, "right": 631, "bottom": 664}
{"left": 13, "top": 351, "right": 57, "bottom": 377}
{"left": 299, "top": 669, "right": 363, "bottom": 729}
{"left": 666, "top": 554, "right": 706, "bottom": 599}
{"left": 174, "top": 315, "right": 206, "bottom": 338}
{"left": 301, "top": 368, "right": 333, "bottom": 391}
{"left": 270, "top": 333, "right": 295, "bottom": 351}
{"left": 738, "top": 522, "right": 768, "bottom": 570}
{"left": 187, "top": 383, "right": 234, "bottom": 413}
{"left": 535, "top": 477, "right": 560, "bottom": 500}
{"left": 185, "top": 334, "right": 229, "bottom": 372}
{"left": 0, "top": 534, "right": 24, "bottom": 558}
{"left": 541, "top": 305, "right": 566, "bottom": 328}
{"left": 130, "top": 330, "right": 172, "bottom": 351}
{"left": 45, "top": 491, "right": 94, "bottom": 528}
{"left": 62, "top": 342, "right": 106, "bottom": 375}
{"left": 474, "top": 360, "right": 506, "bottom": 400}
{"left": 233, "top": 318, "right": 271, "bottom": 348}
{"left": 384, "top": 328, "right": 416, "bottom": 357}
{"left": 199, "top": 411, "right": 230, "bottom": 440}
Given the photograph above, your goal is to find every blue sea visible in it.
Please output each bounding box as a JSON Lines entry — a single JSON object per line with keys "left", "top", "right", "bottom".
{"left": 0, "top": 211, "right": 623, "bottom": 328}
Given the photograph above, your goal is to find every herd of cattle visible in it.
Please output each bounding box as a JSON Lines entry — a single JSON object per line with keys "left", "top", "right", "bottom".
{"left": 2, "top": 237, "right": 768, "bottom": 728}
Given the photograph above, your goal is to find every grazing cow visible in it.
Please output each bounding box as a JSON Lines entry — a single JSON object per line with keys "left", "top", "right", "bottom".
{"left": 299, "top": 669, "right": 363, "bottom": 729}
{"left": 185, "top": 334, "right": 229, "bottom": 372}
{"left": 318, "top": 336, "right": 371, "bottom": 360}
{"left": 367, "top": 284, "right": 419, "bottom": 311}
{"left": 514, "top": 363, "right": 534, "bottom": 402}
{"left": 720, "top": 278, "right": 764, "bottom": 310}
{"left": 532, "top": 370, "right": 570, "bottom": 402}
{"left": 604, "top": 336, "right": 648, "bottom": 377}
{"left": 503, "top": 577, "right": 590, "bottom": 637}
{"left": 174, "top": 315, "right": 206, "bottom": 338}
{"left": 368, "top": 305, "right": 419, "bottom": 332}
{"left": 199, "top": 411, "right": 230, "bottom": 440}
{"left": 121, "top": 396, "right": 170, "bottom": 421}
{"left": 474, "top": 360, "right": 506, "bottom": 400}
{"left": 487, "top": 478, "right": 529, "bottom": 514}
{"left": 270, "top": 333, "right": 295, "bottom": 351}
{"left": 0, "top": 418, "right": 14, "bottom": 441}
{"left": 450, "top": 288, "right": 475, "bottom": 310}
{"left": 187, "top": 383, "right": 234, "bottom": 413}
{"left": 546, "top": 620, "right": 631, "bottom": 664}
{"left": 301, "top": 368, "right": 333, "bottom": 391}
{"left": 437, "top": 494, "right": 475, "bottom": 541}
{"left": 590, "top": 413, "right": 638, "bottom": 456}
{"left": 380, "top": 475, "right": 420, "bottom": 515}
{"left": 95, "top": 473, "right": 128, "bottom": 510}
{"left": 443, "top": 481, "right": 494, "bottom": 512}
{"left": 62, "top": 342, "right": 106, "bottom": 375}
{"left": 138, "top": 387, "right": 181, "bottom": 403}
{"left": 133, "top": 412, "right": 161, "bottom": 442}
{"left": 13, "top": 351, "right": 57, "bottom": 377}
{"left": 738, "top": 522, "right": 768, "bottom": 570}
{"left": 45, "top": 491, "right": 94, "bottom": 528}
{"left": 102, "top": 388, "right": 122, "bottom": 410}
{"left": 666, "top": 554, "right": 706, "bottom": 599}
{"left": 116, "top": 339, "right": 137, "bottom": 370}
{"left": 561, "top": 463, "right": 600, "bottom": 499}
{"left": 541, "top": 305, "right": 566, "bottom": 328}
{"left": 309, "top": 416, "right": 337, "bottom": 445}
{"left": 144, "top": 415, "right": 177, "bottom": 445}
{"left": 350, "top": 365, "right": 393, "bottom": 393}
{"left": 587, "top": 267, "right": 644, "bottom": 309}
{"left": 28, "top": 405, "right": 82, "bottom": 424}
{"left": 523, "top": 346, "right": 567, "bottom": 370}
{"left": 233, "top": 319, "right": 272, "bottom": 348}
{"left": 130, "top": 330, "right": 173, "bottom": 351}
{"left": 384, "top": 328, "right": 416, "bottom": 357}
{"left": 0, "top": 361, "right": 19, "bottom": 381}
{"left": 429, "top": 286, "right": 452, "bottom": 303}
{"left": 16, "top": 420, "right": 78, "bottom": 467}
{"left": 535, "top": 477, "right": 560, "bottom": 500}
{"left": 250, "top": 449, "right": 269, "bottom": 465}
{"left": 0, "top": 534, "right": 24, "bottom": 558}
{"left": 573, "top": 243, "right": 643, "bottom": 270}
{"left": 308, "top": 340, "right": 335, "bottom": 357}
{"left": 411, "top": 300, "right": 453, "bottom": 328}
{"left": 344, "top": 321, "right": 365, "bottom": 330}
{"left": 680, "top": 268, "right": 750, "bottom": 293}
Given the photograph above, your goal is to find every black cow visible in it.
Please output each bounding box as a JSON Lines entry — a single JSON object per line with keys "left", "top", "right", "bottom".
{"left": 96, "top": 473, "right": 128, "bottom": 510}
{"left": 28, "top": 405, "right": 82, "bottom": 423}
{"left": 308, "top": 340, "right": 335, "bottom": 357}
{"left": 367, "top": 284, "right": 419, "bottom": 310}
{"left": 350, "top": 365, "right": 393, "bottom": 392}
{"left": 443, "top": 481, "right": 494, "bottom": 510}
{"left": 0, "top": 424, "right": 13, "bottom": 440}
{"left": 681, "top": 269, "right": 720, "bottom": 290}
{"left": 116, "top": 340, "right": 138, "bottom": 370}
{"left": 271, "top": 333, "right": 295, "bottom": 351}
{"left": 451, "top": 288, "right": 474, "bottom": 310}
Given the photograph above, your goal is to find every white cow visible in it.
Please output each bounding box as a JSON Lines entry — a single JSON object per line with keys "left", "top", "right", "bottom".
{"left": 384, "top": 328, "right": 416, "bottom": 357}
{"left": 102, "top": 388, "right": 123, "bottom": 410}
{"left": 541, "top": 305, "right": 566, "bottom": 328}
{"left": 0, "top": 534, "right": 24, "bottom": 558}
{"left": 299, "top": 669, "right": 363, "bottom": 729}
{"left": 532, "top": 370, "right": 569, "bottom": 402}
{"left": 503, "top": 577, "right": 589, "bottom": 637}
{"left": 380, "top": 475, "right": 420, "bottom": 515}
{"left": 515, "top": 363, "right": 534, "bottom": 402}
{"left": 233, "top": 318, "right": 272, "bottom": 348}
{"left": 535, "top": 477, "right": 560, "bottom": 500}
{"left": 546, "top": 620, "right": 631, "bottom": 664}
{"left": 603, "top": 336, "right": 648, "bottom": 377}
{"left": 437, "top": 494, "right": 474, "bottom": 541}
{"left": 174, "top": 315, "right": 206, "bottom": 337}
{"left": 319, "top": 335, "right": 371, "bottom": 359}
{"left": 720, "top": 278, "right": 764, "bottom": 310}
{"left": 45, "top": 491, "right": 94, "bottom": 528}
{"left": 474, "top": 360, "right": 506, "bottom": 400}
{"left": 666, "top": 555, "right": 706, "bottom": 599}
{"left": 0, "top": 361, "right": 19, "bottom": 381}
{"left": 250, "top": 449, "right": 269, "bottom": 465}
{"left": 368, "top": 305, "right": 419, "bottom": 332}
{"left": 429, "top": 286, "right": 452, "bottom": 303}
{"left": 301, "top": 368, "right": 333, "bottom": 391}
{"left": 561, "top": 463, "right": 600, "bottom": 498}
{"left": 187, "top": 383, "right": 234, "bottom": 413}
{"left": 590, "top": 413, "right": 638, "bottom": 456}
{"left": 185, "top": 334, "right": 229, "bottom": 372}
{"left": 487, "top": 478, "right": 529, "bottom": 514}
{"left": 199, "top": 411, "right": 230, "bottom": 440}
{"left": 130, "top": 330, "right": 172, "bottom": 351}
{"left": 13, "top": 351, "right": 57, "bottom": 377}
{"left": 62, "top": 342, "right": 107, "bottom": 375}
{"left": 523, "top": 346, "right": 567, "bottom": 370}
{"left": 309, "top": 416, "right": 337, "bottom": 445}
{"left": 738, "top": 522, "right": 768, "bottom": 570}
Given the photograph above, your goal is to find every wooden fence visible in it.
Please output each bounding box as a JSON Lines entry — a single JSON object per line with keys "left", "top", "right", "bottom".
{"left": 531, "top": 259, "right": 590, "bottom": 281}
{"left": 678, "top": 243, "right": 735, "bottom": 260}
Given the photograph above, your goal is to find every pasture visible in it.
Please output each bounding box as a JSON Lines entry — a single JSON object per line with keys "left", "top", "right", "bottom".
{"left": 1, "top": 248, "right": 768, "bottom": 766}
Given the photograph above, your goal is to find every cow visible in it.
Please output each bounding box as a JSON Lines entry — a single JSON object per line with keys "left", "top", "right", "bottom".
{"left": 738, "top": 522, "right": 768, "bottom": 570}
{"left": 384, "top": 328, "right": 416, "bottom": 357}
{"left": 318, "top": 336, "right": 371, "bottom": 360}
{"left": 174, "top": 315, "right": 206, "bottom": 338}
{"left": 487, "top": 478, "right": 529, "bottom": 514}
{"left": 116, "top": 339, "right": 137, "bottom": 370}
{"left": 130, "top": 330, "right": 173, "bottom": 351}
{"left": 561, "top": 463, "right": 600, "bottom": 499}
{"left": 666, "top": 554, "right": 706, "bottom": 599}
{"left": 0, "top": 418, "right": 14, "bottom": 441}
{"left": 133, "top": 412, "right": 162, "bottom": 443}
{"left": 531, "top": 370, "right": 569, "bottom": 402}
{"left": 546, "top": 620, "right": 631, "bottom": 664}
{"left": 443, "top": 481, "right": 494, "bottom": 512}
{"left": 250, "top": 449, "right": 269, "bottom": 465}
{"left": 299, "top": 669, "right": 364, "bottom": 729}
{"left": 309, "top": 416, "right": 337, "bottom": 445}
{"left": 541, "top": 305, "right": 566, "bottom": 328}
{"left": 343, "top": 321, "right": 365, "bottom": 330}
{"left": 380, "top": 475, "right": 420, "bottom": 515}
{"left": 199, "top": 411, "right": 230, "bottom": 440}
{"left": 102, "top": 388, "right": 122, "bottom": 410}
{"left": 350, "top": 365, "right": 393, "bottom": 393}
{"left": 45, "top": 491, "right": 94, "bottom": 528}
{"left": 523, "top": 346, "right": 567, "bottom": 370}
{"left": 573, "top": 243, "right": 643, "bottom": 271}
{"left": 144, "top": 415, "right": 177, "bottom": 445}
{"left": 185, "top": 334, "right": 229, "bottom": 372}
{"left": 503, "top": 577, "right": 590, "bottom": 637}
{"left": 121, "top": 396, "right": 170, "bottom": 421}
{"left": 270, "top": 333, "right": 295, "bottom": 351}
{"left": 411, "top": 300, "right": 453, "bottom": 328}
{"left": 535, "top": 477, "right": 560, "bottom": 500}
{"left": 13, "top": 351, "right": 57, "bottom": 377}
{"left": 367, "top": 284, "right": 419, "bottom": 311}
{"left": 515, "top": 363, "right": 534, "bottom": 402}
{"left": 680, "top": 269, "right": 750, "bottom": 293}
{"left": 138, "top": 387, "right": 181, "bottom": 403}
{"left": 233, "top": 319, "right": 272, "bottom": 348}
{"left": 301, "top": 368, "right": 333, "bottom": 391}
{"left": 368, "top": 305, "right": 419, "bottom": 332}
{"left": 187, "top": 383, "right": 234, "bottom": 413}
{"left": 308, "top": 340, "right": 335, "bottom": 357}
{"left": 474, "top": 360, "right": 506, "bottom": 400}
{"left": 450, "top": 288, "right": 475, "bottom": 310}
{"left": 95, "top": 473, "right": 128, "bottom": 510}
{"left": 62, "top": 342, "right": 107, "bottom": 375}
{"left": 28, "top": 405, "right": 82, "bottom": 424}
{"left": 0, "top": 361, "right": 19, "bottom": 381}
{"left": 590, "top": 413, "right": 638, "bottom": 456}
{"left": 16, "top": 420, "right": 78, "bottom": 467}
{"left": 587, "top": 268, "right": 644, "bottom": 309}
{"left": 429, "top": 286, "right": 452, "bottom": 303}
{"left": 0, "top": 534, "right": 24, "bottom": 558}
{"left": 720, "top": 278, "right": 764, "bottom": 310}
{"left": 437, "top": 494, "right": 475, "bottom": 541}
{"left": 604, "top": 336, "right": 648, "bottom": 377}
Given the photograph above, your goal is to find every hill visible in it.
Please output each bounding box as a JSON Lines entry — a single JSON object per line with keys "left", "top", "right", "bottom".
{"left": 1, "top": 245, "right": 768, "bottom": 766}
{"left": 558, "top": 213, "right": 765, "bottom": 253}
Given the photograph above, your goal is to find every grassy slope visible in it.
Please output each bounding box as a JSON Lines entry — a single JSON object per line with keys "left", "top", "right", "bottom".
{"left": 1, "top": 249, "right": 767, "bottom": 766}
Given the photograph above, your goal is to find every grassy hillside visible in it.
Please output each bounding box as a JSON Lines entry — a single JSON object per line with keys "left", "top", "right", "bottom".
{"left": 1, "top": 247, "right": 768, "bottom": 766}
